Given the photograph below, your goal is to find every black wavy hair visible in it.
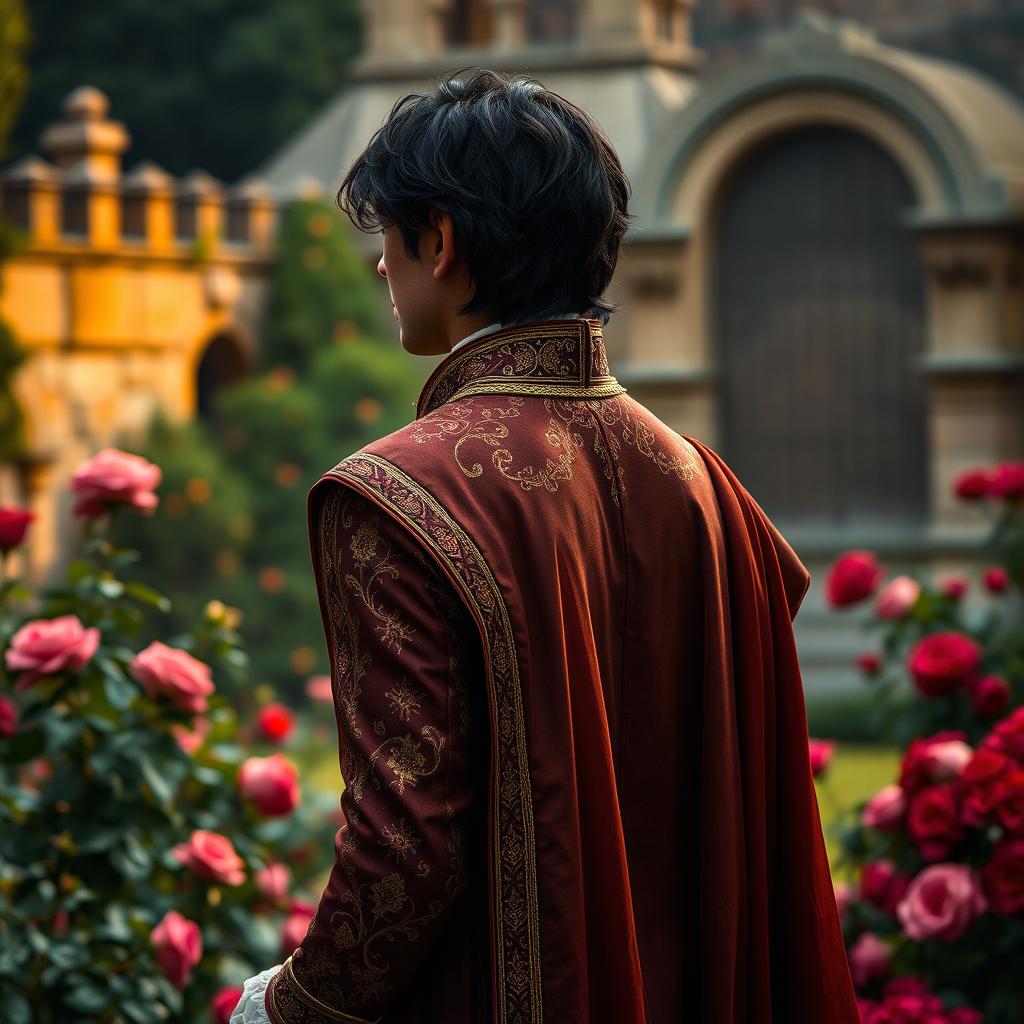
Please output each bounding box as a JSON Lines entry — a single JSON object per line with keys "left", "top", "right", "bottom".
{"left": 336, "top": 67, "right": 633, "bottom": 325}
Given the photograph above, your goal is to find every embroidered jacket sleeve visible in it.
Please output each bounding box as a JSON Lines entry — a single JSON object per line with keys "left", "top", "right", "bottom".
{"left": 265, "top": 482, "right": 484, "bottom": 1024}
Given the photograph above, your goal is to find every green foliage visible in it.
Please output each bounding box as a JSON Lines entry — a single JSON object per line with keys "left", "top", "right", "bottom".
{"left": 9, "top": 0, "right": 361, "bottom": 183}
{"left": 0, "top": 0, "right": 29, "bottom": 159}
{"left": 0, "top": 508, "right": 333, "bottom": 1022}
{"left": 120, "top": 201, "right": 423, "bottom": 700}
{"left": 263, "top": 199, "right": 384, "bottom": 373}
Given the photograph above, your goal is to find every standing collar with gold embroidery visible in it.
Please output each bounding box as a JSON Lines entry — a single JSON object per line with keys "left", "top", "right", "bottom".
{"left": 415, "top": 317, "right": 625, "bottom": 419}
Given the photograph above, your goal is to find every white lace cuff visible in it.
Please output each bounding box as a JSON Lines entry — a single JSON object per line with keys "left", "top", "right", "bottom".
{"left": 229, "top": 963, "right": 283, "bottom": 1024}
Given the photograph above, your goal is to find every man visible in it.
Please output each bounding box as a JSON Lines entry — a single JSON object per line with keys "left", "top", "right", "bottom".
{"left": 233, "top": 68, "right": 860, "bottom": 1024}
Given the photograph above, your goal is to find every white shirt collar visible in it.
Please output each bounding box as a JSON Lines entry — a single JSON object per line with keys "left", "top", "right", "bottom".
{"left": 449, "top": 312, "right": 581, "bottom": 355}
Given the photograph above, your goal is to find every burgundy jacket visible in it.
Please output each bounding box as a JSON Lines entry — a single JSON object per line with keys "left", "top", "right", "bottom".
{"left": 266, "top": 317, "right": 860, "bottom": 1024}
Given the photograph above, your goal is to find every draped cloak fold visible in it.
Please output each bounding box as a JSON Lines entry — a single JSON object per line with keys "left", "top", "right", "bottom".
{"left": 267, "top": 317, "right": 860, "bottom": 1024}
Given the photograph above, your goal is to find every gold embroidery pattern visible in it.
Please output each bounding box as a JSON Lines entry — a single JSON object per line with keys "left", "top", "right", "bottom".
{"left": 417, "top": 319, "right": 624, "bottom": 417}
{"left": 267, "top": 954, "right": 380, "bottom": 1024}
{"left": 412, "top": 393, "right": 703, "bottom": 507}
{"left": 275, "top": 487, "right": 468, "bottom": 1022}
{"left": 326, "top": 454, "right": 543, "bottom": 1024}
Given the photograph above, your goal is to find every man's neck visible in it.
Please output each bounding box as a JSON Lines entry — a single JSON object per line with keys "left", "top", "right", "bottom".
{"left": 449, "top": 312, "right": 582, "bottom": 355}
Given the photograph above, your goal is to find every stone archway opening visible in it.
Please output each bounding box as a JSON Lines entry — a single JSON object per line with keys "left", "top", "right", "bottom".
{"left": 195, "top": 333, "right": 248, "bottom": 420}
{"left": 709, "top": 124, "right": 930, "bottom": 531}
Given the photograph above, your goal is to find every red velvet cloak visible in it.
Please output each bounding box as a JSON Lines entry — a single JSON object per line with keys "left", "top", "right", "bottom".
{"left": 269, "top": 317, "right": 860, "bottom": 1023}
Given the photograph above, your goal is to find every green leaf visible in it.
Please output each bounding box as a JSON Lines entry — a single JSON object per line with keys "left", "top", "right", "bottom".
{"left": 125, "top": 581, "right": 172, "bottom": 612}
{"left": 5, "top": 994, "right": 30, "bottom": 1024}
{"left": 63, "top": 981, "right": 109, "bottom": 1013}
{"left": 140, "top": 753, "right": 175, "bottom": 806}
{"left": 97, "top": 578, "right": 125, "bottom": 599}
{"left": 99, "top": 660, "right": 138, "bottom": 711}
{"left": 0, "top": 726, "right": 45, "bottom": 764}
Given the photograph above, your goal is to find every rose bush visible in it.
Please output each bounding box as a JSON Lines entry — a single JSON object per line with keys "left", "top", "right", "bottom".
{"left": 0, "top": 455, "right": 335, "bottom": 1023}
{"left": 821, "top": 460, "right": 1024, "bottom": 1023}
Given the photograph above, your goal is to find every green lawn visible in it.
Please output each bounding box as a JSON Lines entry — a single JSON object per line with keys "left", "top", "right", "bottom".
{"left": 814, "top": 743, "right": 902, "bottom": 881}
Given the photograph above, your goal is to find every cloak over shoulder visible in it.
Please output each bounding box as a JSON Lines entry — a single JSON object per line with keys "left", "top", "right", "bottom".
{"left": 270, "top": 317, "right": 859, "bottom": 1023}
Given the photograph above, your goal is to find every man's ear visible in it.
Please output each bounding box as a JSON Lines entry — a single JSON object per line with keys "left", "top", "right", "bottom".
{"left": 429, "top": 209, "right": 458, "bottom": 281}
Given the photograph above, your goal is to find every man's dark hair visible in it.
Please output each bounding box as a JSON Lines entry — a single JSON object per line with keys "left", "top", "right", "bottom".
{"left": 337, "top": 67, "right": 633, "bottom": 325}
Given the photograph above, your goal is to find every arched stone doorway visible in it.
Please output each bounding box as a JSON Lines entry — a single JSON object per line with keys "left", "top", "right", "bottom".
{"left": 195, "top": 333, "right": 248, "bottom": 420}
{"left": 710, "top": 125, "right": 929, "bottom": 530}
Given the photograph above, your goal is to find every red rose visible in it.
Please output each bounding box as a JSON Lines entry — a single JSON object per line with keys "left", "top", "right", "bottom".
{"left": 130, "top": 641, "right": 215, "bottom": 714}
{"left": 906, "top": 632, "right": 981, "bottom": 698}
{"left": 0, "top": 696, "right": 17, "bottom": 739}
{"left": 969, "top": 674, "right": 1010, "bottom": 719}
{"left": 808, "top": 737, "right": 836, "bottom": 777}
{"left": 859, "top": 859, "right": 912, "bottom": 915}
{"left": 907, "top": 784, "right": 965, "bottom": 861}
{"left": 69, "top": 447, "right": 161, "bottom": 519}
{"left": 825, "top": 550, "right": 885, "bottom": 608}
{"left": 172, "top": 829, "right": 246, "bottom": 886}
{"left": 211, "top": 985, "right": 244, "bottom": 1024}
{"left": 947, "top": 1009, "right": 984, "bottom": 1024}
{"left": 941, "top": 577, "right": 967, "bottom": 600}
{"left": 238, "top": 753, "right": 300, "bottom": 816}
{"left": 5, "top": 614, "right": 101, "bottom": 692}
{"left": 979, "top": 836, "right": 1024, "bottom": 917}
{"left": 961, "top": 749, "right": 1016, "bottom": 827}
{"left": 150, "top": 910, "right": 202, "bottom": 988}
{"left": 257, "top": 702, "right": 295, "bottom": 742}
{"left": 995, "top": 770, "right": 1024, "bottom": 835}
{"left": 983, "top": 566, "right": 1009, "bottom": 594}
{"left": 899, "top": 731, "right": 970, "bottom": 794}
{"left": 952, "top": 468, "right": 992, "bottom": 500}
{"left": 988, "top": 461, "right": 1024, "bottom": 499}
{"left": 982, "top": 707, "right": 1024, "bottom": 763}
{"left": 0, "top": 506, "right": 35, "bottom": 550}
{"left": 855, "top": 651, "right": 882, "bottom": 675}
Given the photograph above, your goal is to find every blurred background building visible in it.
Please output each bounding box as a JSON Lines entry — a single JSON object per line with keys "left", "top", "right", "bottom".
{"left": 2, "top": 0, "right": 1023, "bottom": 694}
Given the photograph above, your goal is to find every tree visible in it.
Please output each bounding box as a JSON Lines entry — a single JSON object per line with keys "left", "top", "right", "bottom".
{"left": 8, "top": 0, "right": 362, "bottom": 183}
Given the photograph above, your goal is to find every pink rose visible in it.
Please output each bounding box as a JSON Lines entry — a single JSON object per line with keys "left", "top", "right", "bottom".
{"left": 69, "top": 447, "right": 161, "bottom": 519}
{"left": 849, "top": 932, "right": 891, "bottom": 988}
{"left": 896, "top": 863, "right": 986, "bottom": 941}
{"left": 808, "top": 738, "right": 836, "bottom": 778}
{"left": 172, "top": 829, "right": 246, "bottom": 886}
{"left": 983, "top": 566, "right": 1008, "bottom": 594}
{"left": 0, "top": 506, "right": 35, "bottom": 550}
{"left": 211, "top": 985, "right": 244, "bottom": 1024}
{"left": 873, "top": 576, "right": 920, "bottom": 620}
{"left": 305, "top": 674, "right": 333, "bottom": 703}
{"left": 907, "top": 632, "right": 981, "bottom": 698}
{"left": 825, "top": 550, "right": 885, "bottom": 608}
{"left": 255, "top": 862, "right": 291, "bottom": 907}
{"left": 130, "top": 641, "right": 215, "bottom": 714}
{"left": 988, "top": 461, "right": 1024, "bottom": 499}
{"left": 170, "top": 716, "right": 211, "bottom": 755}
{"left": 969, "top": 675, "right": 1010, "bottom": 719}
{"left": 280, "top": 901, "right": 316, "bottom": 956}
{"left": 5, "top": 614, "right": 101, "bottom": 692}
{"left": 861, "top": 784, "right": 906, "bottom": 830}
{"left": 952, "top": 468, "right": 992, "bottom": 501}
{"left": 0, "top": 695, "right": 18, "bottom": 738}
{"left": 150, "top": 910, "right": 202, "bottom": 988}
{"left": 900, "top": 731, "right": 971, "bottom": 793}
{"left": 239, "top": 753, "right": 300, "bottom": 816}
{"left": 941, "top": 577, "right": 967, "bottom": 600}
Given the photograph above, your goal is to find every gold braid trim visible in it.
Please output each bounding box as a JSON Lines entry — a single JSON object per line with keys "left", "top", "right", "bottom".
{"left": 324, "top": 454, "right": 543, "bottom": 1024}
{"left": 266, "top": 953, "right": 382, "bottom": 1024}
